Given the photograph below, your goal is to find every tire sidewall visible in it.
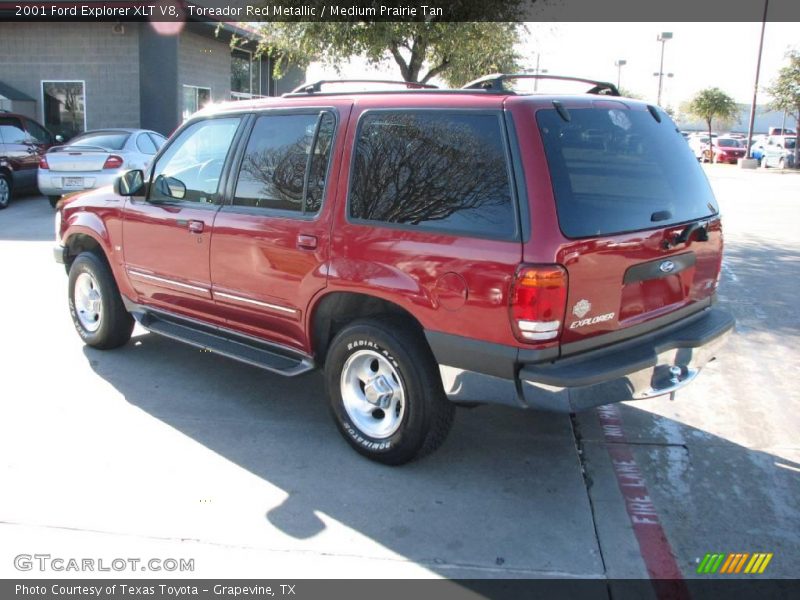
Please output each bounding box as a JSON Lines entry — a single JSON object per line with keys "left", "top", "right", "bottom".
{"left": 68, "top": 254, "right": 114, "bottom": 346}
{"left": 326, "top": 325, "right": 429, "bottom": 460}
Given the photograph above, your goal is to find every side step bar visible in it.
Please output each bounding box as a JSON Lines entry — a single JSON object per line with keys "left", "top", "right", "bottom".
{"left": 125, "top": 300, "right": 314, "bottom": 377}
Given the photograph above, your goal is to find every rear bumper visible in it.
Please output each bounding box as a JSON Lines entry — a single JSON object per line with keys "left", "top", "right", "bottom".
{"left": 37, "top": 171, "right": 118, "bottom": 196}
{"left": 426, "top": 307, "right": 734, "bottom": 413}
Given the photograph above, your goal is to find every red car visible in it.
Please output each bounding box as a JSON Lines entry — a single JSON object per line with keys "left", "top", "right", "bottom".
{"left": 53, "top": 75, "right": 734, "bottom": 464}
{"left": 0, "top": 111, "right": 62, "bottom": 208}
{"left": 702, "top": 137, "right": 747, "bottom": 164}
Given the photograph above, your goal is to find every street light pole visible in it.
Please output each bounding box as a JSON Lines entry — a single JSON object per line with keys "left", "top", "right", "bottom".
{"left": 531, "top": 53, "right": 548, "bottom": 92}
{"left": 745, "top": 0, "right": 769, "bottom": 159}
{"left": 614, "top": 59, "right": 627, "bottom": 89}
{"left": 656, "top": 32, "right": 673, "bottom": 106}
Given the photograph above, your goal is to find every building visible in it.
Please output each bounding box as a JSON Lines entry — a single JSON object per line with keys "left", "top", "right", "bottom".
{"left": 675, "top": 103, "right": 798, "bottom": 135}
{"left": 0, "top": 21, "right": 304, "bottom": 138}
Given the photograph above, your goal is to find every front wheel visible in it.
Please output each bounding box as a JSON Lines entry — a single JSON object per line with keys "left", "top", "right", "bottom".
{"left": 325, "top": 319, "right": 455, "bottom": 465}
{"left": 0, "top": 173, "right": 11, "bottom": 209}
{"left": 68, "top": 252, "right": 134, "bottom": 349}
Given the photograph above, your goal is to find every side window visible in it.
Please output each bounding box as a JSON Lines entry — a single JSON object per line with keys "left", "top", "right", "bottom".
{"left": 149, "top": 133, "right": 167, "bottom": 150}
{"left": 0, "top": 117, "right": 27, "bottom": 144}
{"left": 136, "top": 133, "right": 157, "bottom": 155}
{"left": 349, "top": 111, "right": 516, "bottom": 238}
{"left": 25, "top": 120, "right": 51, "bottom": 144}
{"left": 233, "top": 111, "right": 335, "bottom": 214}
{"left": 149, "top": 118, "right": 240, "bottom": 204}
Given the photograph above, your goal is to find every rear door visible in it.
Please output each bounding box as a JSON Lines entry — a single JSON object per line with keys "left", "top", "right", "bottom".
{"left": 209, "top": 106, "right": 346, "bottom": 352}
{"left": 122, "top": 116, "right": 244, "bottom": 320}
{"left": 528, "top": 101, "right": 722, "bottom": 349}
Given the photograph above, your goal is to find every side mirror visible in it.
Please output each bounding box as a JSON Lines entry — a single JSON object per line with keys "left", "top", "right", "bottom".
{"left": 54, "top": 134, "right": 65, "bottom": 144}
{"left": 154, "top": 175, "right": 186, "bottom": 200}
{"left": 115, "top": 169, "right": 145, "bottom": 196}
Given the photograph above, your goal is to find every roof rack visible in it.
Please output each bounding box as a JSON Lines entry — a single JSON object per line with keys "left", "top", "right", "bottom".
{"left": 286, "top": 79, "right": 439, "bottom": 96}
{"left": 462, "top": 73, "right": 620, "bottom": 96}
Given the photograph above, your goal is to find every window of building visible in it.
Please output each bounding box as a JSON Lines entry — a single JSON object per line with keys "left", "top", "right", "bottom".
{"left": 233, "top": 112, "right": 335, "bottom": 214}
{"left": 349, "top": 111, "right": 516, "bottom": 239}
{"left": 182, "top": 85, "right": 211, "bottom": 121}
{"left": 231, "top": 48, "right": 253, "bottom": 95}
{"left": 42, "top": 81, "right": 86, "bottom": 140}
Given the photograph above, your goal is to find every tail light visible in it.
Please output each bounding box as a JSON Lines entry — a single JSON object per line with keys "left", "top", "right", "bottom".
{"left": 103, "top": 155, "right": 124, "bottom": 169}
{"left": 39, "top": 156, "right": 49, "bottom": 169}
{"left": 510, "top": 265, "right": 568, "bottom": 343}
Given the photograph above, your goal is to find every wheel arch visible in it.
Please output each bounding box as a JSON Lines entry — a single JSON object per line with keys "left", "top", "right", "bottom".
{"left": 308, "top": 291, "right": 428, "bottom": 366}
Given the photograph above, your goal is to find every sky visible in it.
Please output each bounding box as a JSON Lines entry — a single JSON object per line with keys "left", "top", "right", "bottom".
{"left": 305, "top": 22, "right": 799, "bottom": 110}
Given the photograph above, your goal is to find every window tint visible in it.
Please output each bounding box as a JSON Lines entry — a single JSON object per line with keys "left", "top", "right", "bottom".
{"left": 68, "top": 131, "right": 130, "bottom": 150}
{"left": 0, "top": 117, "right": 27, "bottom": 144}
{"left": 149, "top": 118, "right": 241, "bottom": 204}
{"left": 537, "top": 108, "right": 719, "bottom": 238}
{"left": 136, "top": 133, "right": 157, "bottom": 155}
{"left": 25, "top": 120, "right": 51, "bottom": 144}
{"left": 349, "top": 111, "right": 515, "bottom": 238}
{"left": 233, "top": 112, "right": 335, "bottom": 214}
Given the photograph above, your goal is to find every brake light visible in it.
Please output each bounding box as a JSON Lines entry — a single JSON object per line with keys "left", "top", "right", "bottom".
{"left": 39, "top": 156, "right": 49, "bottom": 169}
{"left": 103, "top": 155, "right": 124, "bottom": 169}
{"left": 510, "top": 265, "right": 568, "bottom": 343}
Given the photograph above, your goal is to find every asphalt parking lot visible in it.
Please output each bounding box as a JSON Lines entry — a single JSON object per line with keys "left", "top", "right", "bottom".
{"left": 0, "top": 166, "right": 798, "bottom": 585}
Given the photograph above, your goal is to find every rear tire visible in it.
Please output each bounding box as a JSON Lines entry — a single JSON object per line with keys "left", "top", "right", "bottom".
{"left": 68, "top": 252, "right": 134, "bottom": 349}
{"left": 48, "top": 195, "right": 61, "bottom": 208}
{"left": 779, "top": 158, "right": 786, "bottom": 170}
{"left": 0, "top": 173, "right": 10, "bottom": 209}
{"left": 325, "top": 319, "right": 455, "bottom": 465}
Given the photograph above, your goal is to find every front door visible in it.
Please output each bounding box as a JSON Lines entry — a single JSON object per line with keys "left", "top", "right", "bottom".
{"left": 122, "top": 116, "right": 244, "bottom": 320}
{"left": 209, "top": 109, "right": 342, "bottom": 352}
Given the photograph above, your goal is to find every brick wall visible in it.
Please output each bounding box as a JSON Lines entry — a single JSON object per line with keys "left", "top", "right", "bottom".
{"left": 0, "top": 22, "right": 141, "bottom": 130}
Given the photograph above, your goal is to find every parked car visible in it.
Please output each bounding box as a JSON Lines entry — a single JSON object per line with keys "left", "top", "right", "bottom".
{"left": 687, "top": 133, "right": 717, "bottom": 160}
{"left": 702, "top": 137, "right": 747, "bottom": 164}
{"left": 53, "top": 75, "right": 734, "bottom": 464}
{"left": 0, "top": 111, "right": 62, "bottom": 209}
{"left": 762, "top": 135, "right": 796, "bottom": 169}
{"left": 38, "top": 128, "right": 166, "bottom": 207}
{"left": 768, "top": 127, "right": 796, "bottom": 136}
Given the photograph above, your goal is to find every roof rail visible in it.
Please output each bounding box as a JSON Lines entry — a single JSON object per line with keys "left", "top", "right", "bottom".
{"left": 462, "top": 73, "right": 620, "bottom": 97}
{"left": 286, "top": 79, "right": 439, "bottom": 96}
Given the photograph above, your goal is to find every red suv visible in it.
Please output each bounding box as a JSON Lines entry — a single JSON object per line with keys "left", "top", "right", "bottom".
{"left": 54, "top": 76, "right": 734, "bottom": 464}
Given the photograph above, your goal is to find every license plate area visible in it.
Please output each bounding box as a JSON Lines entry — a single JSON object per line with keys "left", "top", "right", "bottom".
{"left": 63, "top": 177, "right": 84, "bottom": 189}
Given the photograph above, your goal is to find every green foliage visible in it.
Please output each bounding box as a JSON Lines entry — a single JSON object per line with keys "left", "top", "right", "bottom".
{"left": 258, "top": 18, "right": 526, "bottom": 87}
{"left": 684, "top": 88, "right": 739, "bottom": 130}
{"left": 766, "top": 50, "right": 800, "bottom": 168}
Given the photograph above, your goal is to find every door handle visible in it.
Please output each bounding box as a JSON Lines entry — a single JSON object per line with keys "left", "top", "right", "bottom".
{"left": 188, "top": 220, "right": 204, "bottom": 233}
{"left": 296, "top": 234, "right": 318, "bottom": 250}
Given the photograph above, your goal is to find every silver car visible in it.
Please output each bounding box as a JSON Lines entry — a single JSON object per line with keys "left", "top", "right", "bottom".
{"left": 38, "top": 128, "right": 166, "bottom": 207}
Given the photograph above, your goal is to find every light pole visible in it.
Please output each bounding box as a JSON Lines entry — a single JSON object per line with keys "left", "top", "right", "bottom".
{"left": 653, "top": 72, "right": 674, "bottom": 106}
{"left": 745, "top": 0, "right": 769, "bottom": 160}
{"left": 614, "top": 59, "right": 627, "bottom": 89}
{"left": 529, "top": 53, "right": 548, "bottom": 91}
{"left": 656, "top": 32, "right": 673, "bottom": 106}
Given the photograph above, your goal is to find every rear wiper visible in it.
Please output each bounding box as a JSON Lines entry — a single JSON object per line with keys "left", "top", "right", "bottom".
{"left": 663, "top": 221, "right": 709, "bottom": 249}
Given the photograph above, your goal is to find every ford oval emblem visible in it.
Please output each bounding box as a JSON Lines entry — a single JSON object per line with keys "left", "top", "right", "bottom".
{"left": 659, "top": 260, "right": 676, "bottom": 273}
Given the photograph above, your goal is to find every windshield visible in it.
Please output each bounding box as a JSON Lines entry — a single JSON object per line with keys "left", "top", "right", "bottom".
{"left": 67, "top": 131, "right": 130, "bottom": 150}
{"left": 537, "top": 107, "right": 718, "bottom": 238}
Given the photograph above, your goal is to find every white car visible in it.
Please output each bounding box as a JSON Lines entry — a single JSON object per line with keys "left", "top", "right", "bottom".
{"left": 38, "top": 128, "right": 166, "bottom": 207}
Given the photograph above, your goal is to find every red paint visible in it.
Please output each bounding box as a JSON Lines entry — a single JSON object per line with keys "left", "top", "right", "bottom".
{"left": 596, "top": 404, "right": 689, "bottom": 599}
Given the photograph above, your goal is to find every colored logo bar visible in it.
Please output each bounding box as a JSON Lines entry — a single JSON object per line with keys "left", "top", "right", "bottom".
{"left": 697, "top": 552, "right": 773, "bottom": 574}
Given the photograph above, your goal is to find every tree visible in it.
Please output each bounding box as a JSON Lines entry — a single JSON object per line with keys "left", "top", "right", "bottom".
{"left": 258, "top": 11, "right": 526, "bottom": 87}
{"left": 767, "top": 50, "right": 800, "bottom": 169}
{"left": 684, "top": 88, "right": 739, "bottom": 162}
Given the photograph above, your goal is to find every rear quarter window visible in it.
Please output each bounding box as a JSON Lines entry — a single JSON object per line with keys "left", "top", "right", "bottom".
{"left": 348, "top": 110, "right": 517, "bottom": 239}
{"left": 536, "top": 107, "right": 719, "bottom": 238}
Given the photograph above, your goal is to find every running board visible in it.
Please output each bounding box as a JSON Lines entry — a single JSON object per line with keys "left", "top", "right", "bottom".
{"left": 130, "top": 305, "right": 314, "bottom": 377}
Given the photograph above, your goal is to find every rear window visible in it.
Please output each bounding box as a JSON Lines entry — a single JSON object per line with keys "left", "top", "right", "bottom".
{"left": 67, "top": 131, "right": 130, "bottom": 150}
{"left": 537, "top": 107, "right": 718, "bottom": 238}
{"left": 349, "top": 111, "right": 516, "bottom": 239}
